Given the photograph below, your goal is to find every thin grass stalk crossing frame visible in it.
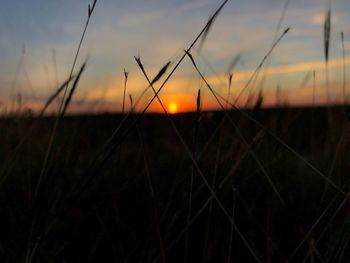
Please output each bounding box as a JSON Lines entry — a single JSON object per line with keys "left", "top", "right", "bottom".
{"left": 312, "top": 70, "right": 316, "bottom": 160}
{"left": 33, "top": 0, "right": 98, "bottom": 200}
{"left": 59, "top": 0, "right": 97, "bottom": 116}
{"left": 294, "top": 192, "right": 350, "bottom": 262}
{"left": 39, "top": 76, "right": 76, "bottom": 116}
{"left": 60, "top": 62, "right": 87, "bottom": 117}
{"left": 186, "top": 50, "right": 286, "bottom": 205}
{"left": 233, "top": 28, "right": 290, "bottom": 106}
{"left": 184, "top": 88, "right": 201, "bottom": 263}
{"left": 136, "top": 123, "right": 166, "bottom": 263}
{"left": 34, "top": 62, "right": 86, "bottom": 199}
{"left": 341, "top": 32, "right": 346, "bottom": 105}
{"left": 223, "top": 85, "right": 346, "bottom": 195}
{"left": 185, "top": 53, "right": 346, "bottom": 196}
{"left": 65, "top": 0, "right": 230, "bottom": 206}
{"left": 227, "top": 187, "right": 238, "bottom": 263}
{"left": 122, "top": 69, "right": 128, "bottom": 113}
{"left": 135, "top": 55, "right": 262, "bottom": 263}
{"left": 253, "top": 0, "right": 290, "bottom": 99}
{"left": 43, "top": 2, "right": 233, "bottom": 250}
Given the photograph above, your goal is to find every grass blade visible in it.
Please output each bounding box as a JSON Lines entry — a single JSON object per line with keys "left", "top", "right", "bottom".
{"left": 186, "top": 51, "right": 286, "bottom": 205}
{"left": 58, "top": 0, "right": 231, "bottom": 225}
{"left": 151, "top": 62, "right": 171, "bottom": 85}
{"left": 60, "top": 61, "right": 87, "bottom": 117}
{"left": 122, "top": 68, "right": 128, "bottom": 113}
{"left": 324, "top": 9, "right": 331, "bottom": 64}
{"left": 39, "top": 75, "right": 75, "bottom": 116}
{"left": 136, "top": 58, "right": 262, "bottom": 263}
{"left": 341, "top": 32, "right": 346, "bottom": 105}
{"left": 233, "top": 27, "right": 290, "bottom": 106}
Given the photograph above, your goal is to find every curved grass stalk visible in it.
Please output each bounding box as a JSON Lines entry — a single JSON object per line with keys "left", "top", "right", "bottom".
{"left": 136, "top": 56, "right": 262, "bottom": 263}
{"left": 186, "top": 51, "right": 286, "bottom": 205}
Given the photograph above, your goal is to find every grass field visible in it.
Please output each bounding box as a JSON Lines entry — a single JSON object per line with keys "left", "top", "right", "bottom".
{"left": 1, "top": 0, "right": 350, "bottom": 262}
{"left": 0, "top": 106, "right": 349, "bottom": 262}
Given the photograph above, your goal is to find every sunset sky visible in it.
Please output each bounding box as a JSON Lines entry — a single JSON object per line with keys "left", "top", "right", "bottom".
{"left": 1, "top": 0, "right": 350, "bottom": 113}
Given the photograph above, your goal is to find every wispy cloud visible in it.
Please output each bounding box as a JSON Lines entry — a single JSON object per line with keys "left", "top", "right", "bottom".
{"left": 118, "top": 10, "right": 164, "bottom": 28}
{"left": 177, "top": 0, "right": 214, "bottom": 12}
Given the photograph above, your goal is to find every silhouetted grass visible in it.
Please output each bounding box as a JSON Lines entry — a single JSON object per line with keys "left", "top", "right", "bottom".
{"left": 1, "top": 0, "right": 350, "bottom": 263}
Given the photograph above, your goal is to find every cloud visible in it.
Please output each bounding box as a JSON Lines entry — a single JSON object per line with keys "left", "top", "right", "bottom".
{"left": 176, "top": 0, "right": 214, "bottom": 12}
{"left": 118, "top": 10, "right": 164, "bottom": 28}
{"left": 204, "top": 55, "right": 350, "bottom": 89}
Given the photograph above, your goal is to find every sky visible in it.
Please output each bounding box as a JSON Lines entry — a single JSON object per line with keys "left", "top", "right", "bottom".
{"left": 1, "top": 0, "right": 350, "bottom": 114}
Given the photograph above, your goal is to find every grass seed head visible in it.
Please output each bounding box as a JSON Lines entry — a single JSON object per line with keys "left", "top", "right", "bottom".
{"left": 151, "top": 61, "right": 171, "bottom": 85}
{"left": 324, "top": 9, "right": 331, "bottom": 63}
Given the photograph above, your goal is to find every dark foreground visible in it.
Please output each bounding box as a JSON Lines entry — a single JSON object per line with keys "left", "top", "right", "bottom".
{"left": 0, "top": 106, "right": 349, "bottom": 262}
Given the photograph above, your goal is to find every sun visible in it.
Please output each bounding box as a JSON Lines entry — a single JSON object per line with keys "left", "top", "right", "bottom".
{"left": 168, "top": 103, "right": 178, "bottom": 114}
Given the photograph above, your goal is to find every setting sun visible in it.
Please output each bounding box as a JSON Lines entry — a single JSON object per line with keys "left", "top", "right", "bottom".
{"left": 168, "top": 103, "right": 178, "bottom": 114}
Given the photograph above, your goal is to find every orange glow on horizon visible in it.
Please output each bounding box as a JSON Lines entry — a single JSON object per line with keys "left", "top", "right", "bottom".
{"left": 168, "top": 103, "right": 178, "bottom": 114}
{"left": 146, "top": 94, "right": 196, "bottom": 113}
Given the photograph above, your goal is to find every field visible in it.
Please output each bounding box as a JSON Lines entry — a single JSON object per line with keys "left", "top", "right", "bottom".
{"left": 1, "top": 0, "right": 350, "bottom": 262}
{"left": 0, "top": 106, "right": 350, "bottom": 262}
